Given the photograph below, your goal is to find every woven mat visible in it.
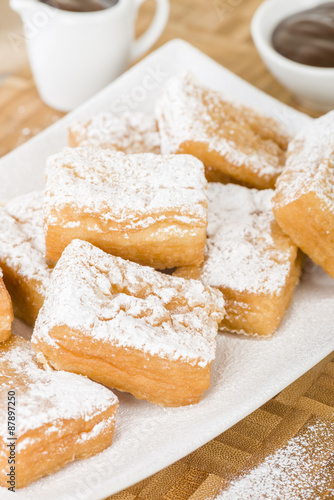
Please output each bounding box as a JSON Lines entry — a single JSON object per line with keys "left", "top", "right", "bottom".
{"left": 0, "top": 0, "right": 333, "bottom": 498}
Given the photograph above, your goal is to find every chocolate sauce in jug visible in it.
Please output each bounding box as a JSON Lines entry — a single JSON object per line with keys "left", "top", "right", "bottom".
{"left": 40, "top": 0, "right": 119, "bottom": 12}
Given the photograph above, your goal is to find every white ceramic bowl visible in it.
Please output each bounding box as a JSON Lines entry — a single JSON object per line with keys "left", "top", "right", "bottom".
{"left": 251, "top": 0, "right": 334, "bottom": 112}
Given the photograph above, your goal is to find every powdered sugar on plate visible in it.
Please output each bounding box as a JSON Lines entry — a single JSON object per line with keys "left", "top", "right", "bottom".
{"left": 0, "top": 336, "right": 118, "bottom": 440}
{"left": 69, "top": 111, "right": 161, "bottom": 154}
{"left": 33, "top": 240, "right": 225, "bottom": 368}
{"left": 274, "top": 110, "right": 334, "bottom": 212}
{"left": 193, "top": 183, "right": 296, "bottom": 294}
{"left": 45, "top": 148, "right": 208, "bottom": 230}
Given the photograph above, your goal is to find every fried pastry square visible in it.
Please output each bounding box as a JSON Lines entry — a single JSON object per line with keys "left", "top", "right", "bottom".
{"left": 0, "top": 336, "right": 118, "bottom": 489}
{"left": 156, "top": 72, "right": 290, "bottom": 189}
{"left": 175, "top": 184, "right": 302, "bottom": 337}
{"left": 44, "top": 147, "right": 208, "bottom": 268}
{"left": 0, "top": 192, "right": 52, "bottom": 326}
{"left": 32, "top": 240, "right": 225, "bottom": 407}
{"left": 0, "top": 271, "right": 13, "bottom": 342}
{"left": 273, "top": 112, "right": 334, "bottom": 279}
{"left": 68, "top": 111, "right": 161, "bottom": 153}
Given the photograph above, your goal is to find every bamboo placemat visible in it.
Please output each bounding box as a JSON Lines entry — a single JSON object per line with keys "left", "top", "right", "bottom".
{"left": 0, "top": 0, "right": 333, "bottom": 498}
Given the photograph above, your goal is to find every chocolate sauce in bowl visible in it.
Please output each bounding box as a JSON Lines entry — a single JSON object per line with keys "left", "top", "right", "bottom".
{"left": 39, "top": 0, "right": 119, "bottom": 12}
{"left": 272, "top": 2, "right": 334, "bottom": 68}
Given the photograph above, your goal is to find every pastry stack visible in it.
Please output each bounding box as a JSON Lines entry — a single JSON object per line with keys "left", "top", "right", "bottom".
{"left": 1, "top": 72, "right": 334, "bottom": 488}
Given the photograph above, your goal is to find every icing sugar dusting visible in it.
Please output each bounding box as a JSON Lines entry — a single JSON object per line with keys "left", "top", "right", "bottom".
{"left": 155, "top": 72, "right": 289, "bottom": 179}
{"left": 274, "top": 110, "right": 334, "bottom": 212}
{"left": 214, "top": 418, "right": 334, "bottom": 499}
{"left": 45, "top": 148, "right": 208, "bottom": 230}
{"left": 69, "top": 111, "right": 161, "bottom": 154}
{"left": 196, "top": 184, "right": 296, "bottom": 294}
{"left": 0, "top": 336, "right": 118, "bottom": 438}
{"left": 33, "top": 240, "right": 225, "bottom": 367}
{"left": 0, "top": 192, "right": 51, "bottom": 294}
{"left": 5, "top": 191, "right": 46, "bottom": 255}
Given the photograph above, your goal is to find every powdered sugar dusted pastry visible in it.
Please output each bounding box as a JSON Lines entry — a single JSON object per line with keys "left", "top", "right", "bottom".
{"left": 0, "top": 191, "right": 52, "bottom": 326}
{"left": 44, "top": 147, "right": 208, "bottom": 268}
{"left": 156, "top": 72, "right": 290, "bottom": 189}
{"left": 175, "top": 184, "right": 302, "bottom": 337}
{"left": 273, "top": 112, "right": 334, "bottom": 279}
{"left": 0, "top": 336, "right": 118, "bottom": 488}
{"left": 32, "top": 240, "right": 225, "bottom": 407}
{"left": 68, "top": 111, "right": 161, "bottom": 154}
{"left": 0, "top": 270, "right": 13, "bottom": 342}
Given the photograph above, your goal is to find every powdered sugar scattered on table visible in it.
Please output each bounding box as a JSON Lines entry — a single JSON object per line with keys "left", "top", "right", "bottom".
{"left": 45, "top": 148, "right": 208, "bottom": 230}
{"left": 275, "top": 110, "right": 334, "bottom": 212}
{"left": 0, "top": 336, "right": 117, "bottom": 439}
{"left": 214, "top": 418, "right": 334, "bottom": 500}
{"left": 69, "top": 111, "right": 161, "bottom": 154}
{"left": 33, "top": 240, "right": 225, "bottom": 367}
{"left": 155, "top": 72, "right": 289, "bottom": 179}
{"left": 0, "top": 192, "right": 51, "bottom": 294}
{"left": 194, "top": 183, "right": 296, "bottom": 294}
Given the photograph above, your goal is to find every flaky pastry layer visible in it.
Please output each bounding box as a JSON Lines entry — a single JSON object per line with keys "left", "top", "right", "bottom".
{"left": 0, "top": 336, "right": 118, "bottom": 488}
{"left": 32, "top": 240, "right": 225, "bottom": 406}
{"left": 44, "top": 148, "right": 208, "bottom": 268}
{"left": 156, "top": 72, "right": 290, "bottom": 190}
{"left": 0, "top": 272, "right": 13, "bottom": 342}
{"left": 274, "top": 111, "right": 334, "bottom": 279}
{"left": 68, "top": 111, "right": 161, "bottom": 153}
{"left": 175, "top": 184, "right": 302, "bottom": 337}
{"left": 0, "top": 192, "right": 52, "bottom": 325}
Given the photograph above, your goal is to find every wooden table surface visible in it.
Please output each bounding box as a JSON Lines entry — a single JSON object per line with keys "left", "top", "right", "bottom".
{"left": 0, "top": 0, "right": 333, "bottom": 499}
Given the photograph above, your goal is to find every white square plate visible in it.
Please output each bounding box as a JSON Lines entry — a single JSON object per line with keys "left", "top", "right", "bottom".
{"left": 1, "top": 40, "right": 333, "bottom": 500}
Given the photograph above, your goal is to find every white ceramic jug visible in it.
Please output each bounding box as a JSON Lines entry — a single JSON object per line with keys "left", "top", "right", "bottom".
{"left": 10, "top": 0, "right": 169, "bottom": 111}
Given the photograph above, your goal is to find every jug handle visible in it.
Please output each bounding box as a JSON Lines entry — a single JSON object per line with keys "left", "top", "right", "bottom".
{"left": 131, "top": 0, "right": 169, "bottom": 61}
